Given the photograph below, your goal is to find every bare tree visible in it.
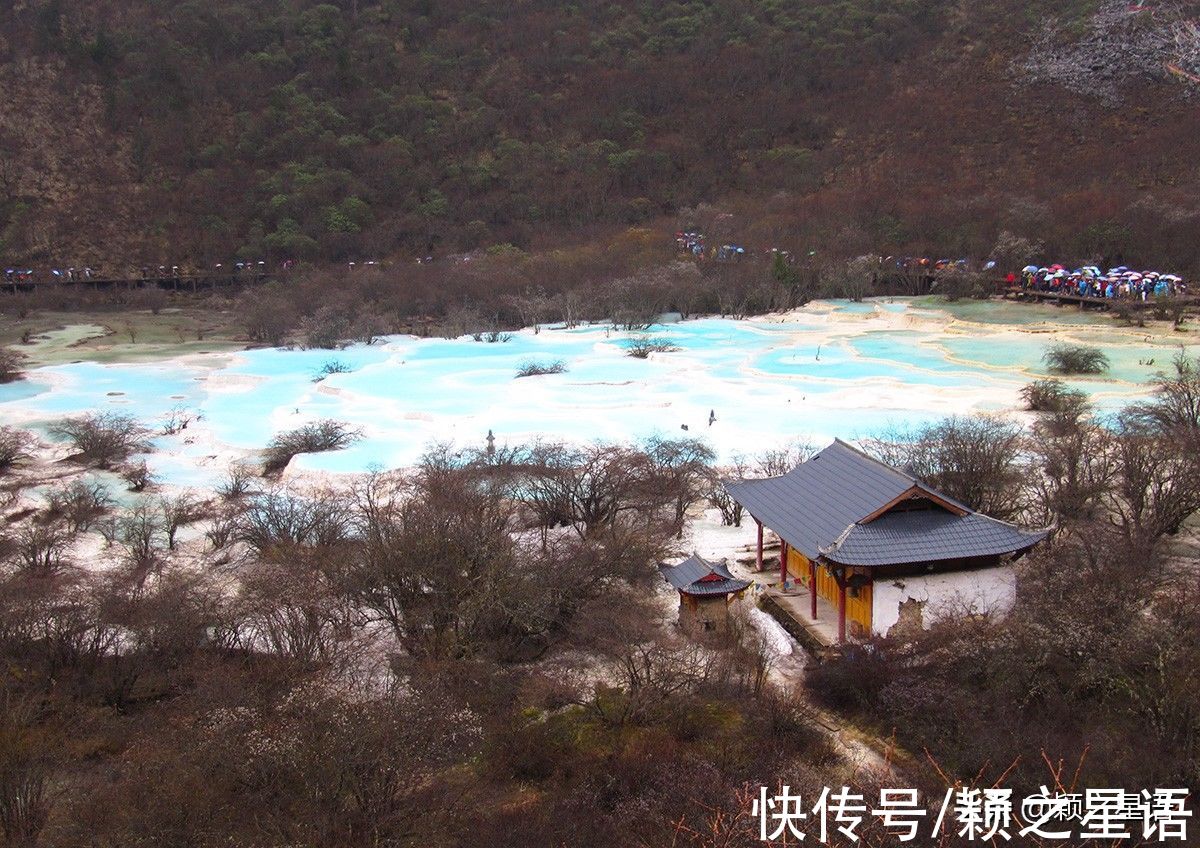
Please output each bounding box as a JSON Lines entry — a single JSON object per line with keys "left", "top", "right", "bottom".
{"left": 642, "top": 436, "right": 715, "bottom": 535}
{"left": 159, "top": 493, "right": 201, "bottom": 550}
{"left": 236, "top": 555, "right": 351, "bottom": 665}
{"left": 0, "top": 692, "right": 52, "bottom": 848}
{"left": 0, "top": 427, "right": 32, "bottom": 473}
{"left": 521, "top": 442, "right": 657, "bottom": 539}
{"left": 864, "top": 416, "right": 1027, "bottom": 520}
{"left": 1106, "top": 416, "right": 1200, "bottom": 551}
{"left": 236, "top": 489, "right": 354, "bottom": 556}
{"left": 752, "top": 438, "right": 815, "bottom": 478}
{"left": 819, "top": 256, "right": 876, "bottom": 302}
{"left": 300, "top": 304, "right": 352, "bottom": 349}
{"left": 44, "top": 479, "right": 112, "bottom": 532}
{"left": 8, "top": 522, "right": 73, "bottom": 577}
{"left": 349, "top": 458, "right": 663, "bottom": 662}
{"left": 1125, "top": 351, "right": 1200, "bottom": 436}
{"left": 239, "top": 288, "right": 298, "bottom": 346}
{"left": 932, "top": 265, "right": 988, "bottom": 301}
{"left": 1028, "top": 404, "right": 1116, "bottom": 528}
{"left": 0, "top": 349, "right": 27, "bottom": 384}
{"left": 989, "top": 230, "right": 1043, "bottom": 272}
{"left": 117, "top": 503, "right": 167, "bottom": 581}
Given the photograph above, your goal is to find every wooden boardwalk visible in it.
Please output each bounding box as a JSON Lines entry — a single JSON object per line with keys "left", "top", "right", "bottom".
{"left": 1001, "top": 285, "right": 1197, "bottom": 311}
{"left": 1, "top": 272, "right": 270, "bottom": 295}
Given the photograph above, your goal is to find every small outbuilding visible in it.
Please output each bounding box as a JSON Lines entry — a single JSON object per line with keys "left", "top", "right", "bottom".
{"left": 659, "top": 554, "right": 752, "bottom": 635}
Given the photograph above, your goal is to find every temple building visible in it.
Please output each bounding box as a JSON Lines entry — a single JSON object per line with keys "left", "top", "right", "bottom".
{"left": 659, "top": 554, "right": 752, "bottom": 635}
{"left": 723, "top": 439, "right": 1049, "bottom": 642}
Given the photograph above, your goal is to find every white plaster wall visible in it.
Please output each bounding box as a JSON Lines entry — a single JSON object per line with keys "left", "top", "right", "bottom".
{"left": 871, "top": 565, "right": 1017, "bottom": 636}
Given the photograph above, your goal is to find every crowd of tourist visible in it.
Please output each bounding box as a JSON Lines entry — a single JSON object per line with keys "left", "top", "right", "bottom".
{"left": 1017, "top": 264, "right": 1188, "bottom": 300}
{"left": 2, "top": 260, "right": 277, "bottom": 285}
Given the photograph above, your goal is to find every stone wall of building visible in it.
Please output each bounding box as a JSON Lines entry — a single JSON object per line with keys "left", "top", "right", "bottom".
{"left": 678, "top": 594, "right": 732, "bottom": 635}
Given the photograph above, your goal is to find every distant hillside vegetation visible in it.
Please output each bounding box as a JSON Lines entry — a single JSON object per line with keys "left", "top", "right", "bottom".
{"left": 1, "top": 0, "right": 1199, "bottom": 273}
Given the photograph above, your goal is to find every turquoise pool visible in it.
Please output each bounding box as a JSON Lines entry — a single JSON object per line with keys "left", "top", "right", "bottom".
{"left": 2, "top": 299, "right": 1192, "bottom": 485}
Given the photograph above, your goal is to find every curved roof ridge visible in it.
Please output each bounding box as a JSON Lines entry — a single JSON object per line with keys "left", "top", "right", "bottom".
{"left": 818, "top": 521, "right": 858, "bottom": 557}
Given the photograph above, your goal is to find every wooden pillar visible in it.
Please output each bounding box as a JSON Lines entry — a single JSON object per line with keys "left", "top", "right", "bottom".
{"left": 755, "top": 519, "right": 763, "bottom": 572}
{"left": 779, "top": 540, "right": 788, "bottom": 588}
{"left": 810, "top": 560, "right": 818, "bottom": 619}
{"left": 837, "top": 574, "right": 847, "bottom": 643}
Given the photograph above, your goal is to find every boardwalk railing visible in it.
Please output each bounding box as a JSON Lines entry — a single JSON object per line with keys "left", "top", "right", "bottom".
{"left": 1001, "top": 285, "right": 1197, "bottom": 312}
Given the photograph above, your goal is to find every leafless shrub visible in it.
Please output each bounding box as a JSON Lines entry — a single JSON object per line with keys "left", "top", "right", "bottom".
{"left": 159, "top": 404, "right": 194, "bottom": 435}
{"left": 240, "top": 287, "right": 298, "bottom": 346}
{"left": 349, "top": 461, "right": 665, "bottom": 662}
{"left": 49, "top": 411, "right": 150, "bottom": 467}
{"left": 235, "top": 557, "right": 352, "bottom": 664}
{"left": 45, "top": 479, "right": 112, "bottom": 532}
{"left": 932, "top": 265, "right": 988, "bottom": 301}
{"left": 216, "top": 463, "right": 257, "bottom": 500}
{"left": 312, "top": 358, "right": 351, "bottom": 382}
{"left": 262, "top": 420, "right": 361, "bottom": 475}
{"left": 819, "top": 255, "right": 876, "bottom": 301}
{"left": 625, "top": 335, "right": 678, "bottom": 359}
{"left": 205, "top": 508, "right": 240, "bottom": 551}
{"left": 122, "top": 459, "right": 155, "bottom": 492}
{"left": 1020, "top": 378, "right": 1087, "bottom": 413}
{"left": 515, "top": 359, "right": 567, "bottom": 377}
{"left": 0, "top": 692, "right": 53, "bottom": 848}
{"left": 300, "top": 305, "right": 351, "bottom": 349}
{"left": 1043, "top": 342, "right": 1110, "bottom": 375}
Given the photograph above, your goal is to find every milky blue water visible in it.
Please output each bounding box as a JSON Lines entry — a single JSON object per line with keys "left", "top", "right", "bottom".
{"left": 3, "top": 299, "right": 1193, "bottom": 487}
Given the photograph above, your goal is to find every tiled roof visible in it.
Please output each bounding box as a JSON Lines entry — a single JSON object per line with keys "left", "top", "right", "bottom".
{"left": 723, "top": 439, "right": 1046, "bottom": 566}
{"left": 659, "top": 554, "right": 751, "bottom": 596}
{"left": 819, "top": 509, "right": 1048, "bottom": 566}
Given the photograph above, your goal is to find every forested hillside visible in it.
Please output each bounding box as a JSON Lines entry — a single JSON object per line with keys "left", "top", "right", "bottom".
{"left": 2, "top": 0, "right": 1199, "bottom": 271}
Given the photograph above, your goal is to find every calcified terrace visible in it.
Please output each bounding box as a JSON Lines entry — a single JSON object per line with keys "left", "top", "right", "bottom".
{"left": 1, "top": 298, "right": 1194, "bottom": 489}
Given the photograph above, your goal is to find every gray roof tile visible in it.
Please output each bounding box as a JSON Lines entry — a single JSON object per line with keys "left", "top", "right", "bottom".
{"left": 723, "top": 440, "right": 1047, "bottom": 566}
{"left": 659, "top": 554, "right": 752, "bottom": 596}
{"left": 820, "top": 510, "right": 1048, "bottom": 566}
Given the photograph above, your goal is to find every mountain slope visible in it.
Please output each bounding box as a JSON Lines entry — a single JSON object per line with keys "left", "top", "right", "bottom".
{"left": 2, "top": 0, "right": 1199, "bottom": 272}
